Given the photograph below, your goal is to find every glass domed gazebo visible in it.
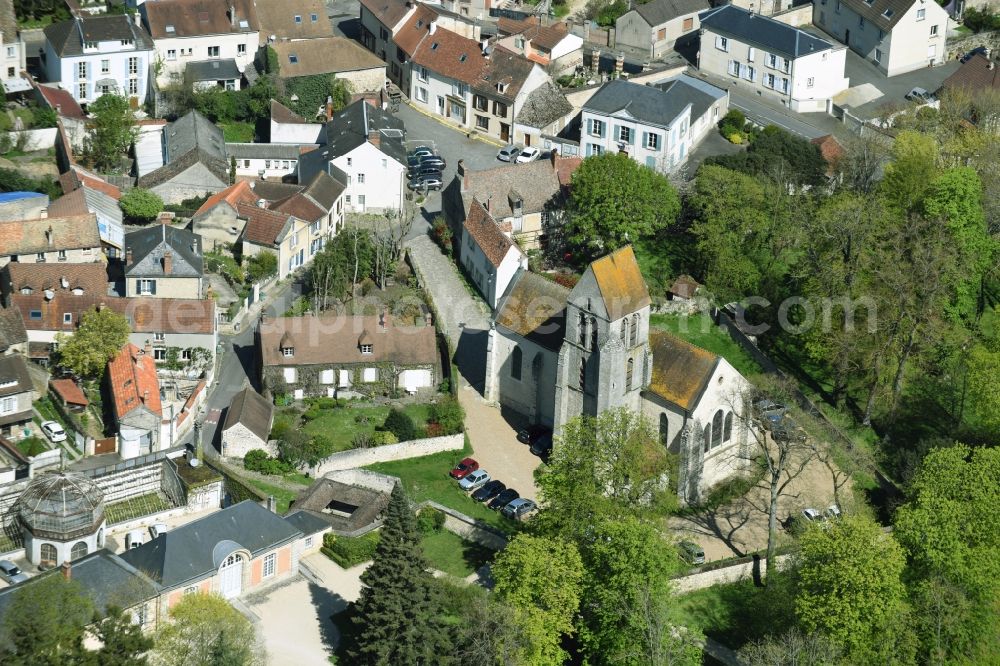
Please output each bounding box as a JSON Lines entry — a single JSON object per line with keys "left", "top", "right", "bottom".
{"left": 17, "top": 472, "right": 107, "bottom": 566}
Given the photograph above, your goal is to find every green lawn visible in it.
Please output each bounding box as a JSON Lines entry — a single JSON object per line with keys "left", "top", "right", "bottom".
{"left": 367, "top": 448, "right": 517, "bottom": 532}
{"left": 421, "top": 529, "right": 494, "bottom": 577}
{"left": 303, "top": 403, "right": 432, "bottom": 452}
{"left": 221, "top": 122, "right": 255, "bottom": 142}
{"left": 105, "top": 493, "right": 172, "bottom": 524}
{"left": 245, "top": 479, "right": 300, "bottom": 514}
{"left": 650, "top": 313, "right": 763, "bottom": 377}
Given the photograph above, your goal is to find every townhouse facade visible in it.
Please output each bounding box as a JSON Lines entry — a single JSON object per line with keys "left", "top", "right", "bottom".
{"left": 141, "top": 0, "right": 259, "bottom": 89}
{"left": 698, "top": 5, "right": 849, "bottom": 112}
{"left": 0, "top": 354, "right": 36, "bottom": 441}
{"left": 615, "top": 0, "right": 710, "bottom": 59}
{"left": 813, "top": 0, "right": 949, "bottom": 76}
{"left": 0, "top": 214, "right": 103, "bottom": 268}
{"left": 0, "top": 0, "right": 26, "bottom": 81}
{"left": 43, "top": 15, "right": 155, "bottom": 105}
{"left": 124, "top": 224, "right": 204, "bottom": 300}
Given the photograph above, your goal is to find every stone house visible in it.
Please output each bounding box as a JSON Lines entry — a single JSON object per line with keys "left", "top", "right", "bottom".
{"left": 106, "top": 342, "right": 164, "bottom": 458}
{"left": 615, "top": 0, "right": 710, "bottom": 59}
{"left": 698, "top": 5, "right": 849, "bottom": 113}
{"left": 0, "top": 0, "right": 26, "bottom": 82}
{"left": 136, "top": 111, "right": 230, "bottom": 204}
{"left": 120, "top": 500, "right": 303, "bottom": 606}
{"left": 124, "top": 224, "right": 204, "bottom": 300}
{"left": 42, "top": 15, "right": 155, "bottom": 105}
{"left": 813, "top": 0, "right": 949, "bottom": 77}
{"left": 190, "top": 180, "right": 260, "bottom": 251}
{"left": 259, "top": 313, "right": 440, "bottom": 400}
{"left": 0, "top": 214, "right": 103, "bottom": 268}
{"left": 0, "top": 306, "right": 27, "bottom": 357}
{"left": 1, "top": 262, "right": 109, "bottom": 307}
{"left": 460, "top": 198, "right": 527, "bottom": 309}
{"left": 271, "top": 37, "right": 388, "bottom": 94}
{"left": 253, "top": 0, "right": 332, "bottom": 41}
{"left": 496, "top": 16, "right": 584, "bottom": 75}
{"left": 220, "top": 387, "right": 274, "bottom": 459}
{"left": 47, "top": 186, "right": 125, "bottom": 260}
{"left": 0, "top": 354, "right": 35, "bottom": 440}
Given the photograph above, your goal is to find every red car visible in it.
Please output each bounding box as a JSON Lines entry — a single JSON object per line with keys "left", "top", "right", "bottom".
{"left": 449, "top": 457, "right": 479, "bottom": 479}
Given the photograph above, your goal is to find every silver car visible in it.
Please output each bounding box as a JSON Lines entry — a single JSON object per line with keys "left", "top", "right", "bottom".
{"left": 497, "top": 145, "right": 520, "bottom": 162}
{"left": 0, "top": 560, "right": 28, "bottom": 584}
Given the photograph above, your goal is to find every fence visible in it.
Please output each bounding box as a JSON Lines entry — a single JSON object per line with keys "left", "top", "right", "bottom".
{"left": 309, "top": 434, "right": 464, "bottom": 476}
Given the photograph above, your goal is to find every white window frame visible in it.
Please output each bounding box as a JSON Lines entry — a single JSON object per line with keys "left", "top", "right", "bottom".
{"left": 139, "top": 279, "right": 155, "bottom": 295}
{"left": 1, "top": 396, "right": 16, "bottom": 416}
{"left": 208, "top": 45, "right": 220, "bottom": 58}
{"left": 77, "top": 62, "right": 87, "bottom": 79}
{"left": 715, "top": 36, "right": 728, "bottom": 52}
{"left": 618, "top": 126, "right": 631, "bottom": 143}
{"left": 646, "top": 132, "right": 658, "bottom": 149}
{"left": 167, "top": 49, "right": 176, "bottom": 61}
{"left": 263, "top": 552, "right": 276, "bottom": 578}
{"left": 916, "top": 7, "right": 925, "bottom": 20}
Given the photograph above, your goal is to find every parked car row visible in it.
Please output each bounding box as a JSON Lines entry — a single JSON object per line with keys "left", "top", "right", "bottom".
{"left": 496, "top": 144, "right": 546, "bottom": 164}
{"left": 802, "top": 504, "right": 842, "bottom": 523}
{"left": 448, "top": 457, "right": 537, "bottom": 520}
{"left": 407, "top": 145, "right": 446, "bottom": 191}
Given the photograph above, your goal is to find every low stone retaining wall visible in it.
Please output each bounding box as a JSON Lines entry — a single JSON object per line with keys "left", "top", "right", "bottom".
{"left": 1, "top": 127, "right": 58, "bottom": 152}
{"left": 673, "top": 554, "right": 794, "bottom": 594}
{"left": 310, "top": 434, "right": 464, "bottom": 476}
{"left": 324, "top": 468, "right": 399, "bottom": 494}
{"left": 419, "top": 500, "right": 508, "bottom": 551}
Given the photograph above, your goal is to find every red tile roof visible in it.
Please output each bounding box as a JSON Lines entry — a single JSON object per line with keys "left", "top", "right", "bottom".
{"left": 0, "top": 214, "right": 101, "bottom": 256}
{"left": 143, "top": 0, "right": 259, "bottom": 39}
{"left": 4, "top": 262, "right": 109, "bottom": 297}
{"left": 270, "top": 192, "right": 325, "bottom": 222}
{"left": 411, "top": 27, "right": 488, "bottom": 86}
{"left": 37, "top": 85, "right": 85, "bottom": 119}
{"left": 463, "top": 198, "right": 517, "bottom": 268}
{"left": 237, "top": 203, "right": 292, "bottom": 247}
{"left": 13, "top": 294, "right": 215, "bottom": 335}
{"left": 393, "top": 3, "right": 437, "bottom": 56}
{"left": 59, "top": 166, "right": 122, "bottom": 200}
{"left": 941, "top": 53, "right": 1000, "bottom": 93}
{"left": 107, "top": 343, "right": 161, "bottom": 418}
{"left": 359, "top": 0, "right": 414, "bottom": 30}
{"left": 50, "top": 378, "right": 89, "bottom": 407}
{"left": 195, "top": 180, "right": 258, "bottom": 216}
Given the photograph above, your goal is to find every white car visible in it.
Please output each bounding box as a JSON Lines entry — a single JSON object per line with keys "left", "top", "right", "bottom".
{"left": 459, "top": 469, "right": 490, "bottom": 491}
{"left": 515, "top": 146, "right": 540, "bottom": 163}
{"left": 801, "top": 508, "right": 823, "bottom": 522}
{"left": 149, "top": 523, "right": 169, "bottom": 539}
{"left": 824, "top": 504, "right": 842, "bottom": 520}
{"left": 40, "top": 421, "right": 66, "bottom": 443}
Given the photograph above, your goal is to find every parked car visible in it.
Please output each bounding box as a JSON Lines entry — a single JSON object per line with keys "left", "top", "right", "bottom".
{"left": 409, "top": 146, "right": 434, "bottom": 158}
{"left": 459, "top": 469, "right": 490, "bottom": 491}
{"left": 408, "top": 174, "right": 443, "bottom": 191}
{"left": 149, "top": 523, "right": 169, "bottom": 539}
{"left": 410, "top": 165, "right": 443, "bottom": 179}
{"left": 501, "top": 498, "right": 537, "bottom": 520}
{"left": 40, "top": 421, "right": 66, "bottom": 443}
{"left": 515, "top": 146, "right": 540, "bottom": 163}
{"left": 406, "top": 155, "right": 424, "bottom": 169}
{"left": 824, "top": 504, "right": 842, "bottom": 520}
{"left": 961, "top": 46, "right": 988, "bottom": 63}
{"left": 489, "top": 488, "right": 519, "bottom": 510}
{"left": 529, "top": 431, "right": 553, "bottom": 457}
{"left": 418, "top": 155, "right": 446, "bottom": 170}
{"left": 497, "top": 144, "right": 520, "bottom": 162}
{"left": 472, "top": 480, "right": 505, "bottom": 502}
{"left": 905, "top": 87, "right": 934, "bottom": 103}
{"left": 678, "top": 541, "right": 705, "bottom": 566}
{"left": 449, "top": 457, "right": 479, "bottom": 479}
{"left": 801, "top": 508, "right": 823, "bottom": 522}
{"left": 0, "top": 560, "right": 28, "bottom": 584}
{"left": 125, "top": 530, "right": 145, "bottom": 549}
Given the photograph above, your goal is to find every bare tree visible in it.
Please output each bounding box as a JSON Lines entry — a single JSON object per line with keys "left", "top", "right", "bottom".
{"left": 458, "top": 594, "right": 530, "bottom": 666}
{"left": 371, "top": 209, "right": 413, "bottom": 289}
{"left": 738, "top": 628, "right": 842, "bottom": 666}
{"left": 837, "top": 132, "right": 890, "bottom": 194}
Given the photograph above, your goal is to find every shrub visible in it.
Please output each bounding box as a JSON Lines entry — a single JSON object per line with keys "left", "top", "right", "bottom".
{"left": 371, "top": 431, "right": 398, "bottom": 446}
{"left": 246, "top": 252, "right": 277, "bottom": 282}
{"left": 424, "top": 422, "right": 444, "bottom": 438}
{"left": 718, "top": 108, "right": 746, "bottom": 132}
{"left": 323, "top": 531, "right": 380, "bottom": 568}
{"left": 429, "top": 396, "right": 464, "bottom": 435}
{"left": 727, "top": 133, "right": 744, "bottom": 145}
{"left": 243, "top": 449, "right": 291, "bottom": 475}
{"left": 269, "top": 412, "right": 294, "bottom": 439}
{"left": 417, "top": 509, "right": 446, "bottom": 535}
{"left": 383, "top": 408, "right": 417, "bottom": 441}
{"left": 431, "top": 216, "right": 452, "bottom": 256}
{"left": 352, "top": 432, "right": 374, "bottom": 449}
{"left": 119, "top": 188, "right": 164, "bottom": 224}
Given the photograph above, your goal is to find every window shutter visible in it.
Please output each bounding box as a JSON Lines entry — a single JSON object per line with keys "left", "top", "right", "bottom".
{"left": 150, "top": 280, "right": 156, "bottom": 295}
{"left": 135, "top": 279, "right": 141, "bottom": 294}
{"left": 748, "top": 46, "right": 755, "bottom": 61}
{"left": 586, "top": 143, "right": 592, "bottom": 156}
{"left": 628, "top": 128, "right": 635, "bottom": 145}
{"left": 715, "top": 36, "right": 723, "bottom": 49}
{"left": 613, "top": 125, "right": 620, "bottom": 142}
{"left": 645, "top": 155, "right": 656, "bottom": 168}
{"left": 642, "top": 131, "right": 648, "bottom": 148}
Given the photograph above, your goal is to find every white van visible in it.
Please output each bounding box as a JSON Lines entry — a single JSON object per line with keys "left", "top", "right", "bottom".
{"left": 125, "top": 530, "right": 145, "bottom": 549}
{"left": 149, "top": 523, "right": 169, "bottom": 539}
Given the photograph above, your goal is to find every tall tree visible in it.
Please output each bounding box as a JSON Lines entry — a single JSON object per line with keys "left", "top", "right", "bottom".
{"left": 55, "top": 306, "right": 131, "bottom": 378}
{"left": 566, "top": 152, "right": 680, "bottom": 256}
{"left": 84, "top": 94, "right": 138, "bottom": 172}
{"left": 492, "top": 534, "right": 584, "bottom": 666}
{"left": 0, "top": 574, "right": 93, "bottom": 664}
{"left": 92, "top": 605, "right": 154, "bottom": 665}
{"left": 879, "top": 130, "right": 939, "bottom": 212}
{"left": 796, "top": 515, "right": 913, "bottom": 663}
{"left": 347, "top": 484, "right": 453, "bottom": 665}
{"left": 151, "top": 593, "right": 260, "bottom": 666}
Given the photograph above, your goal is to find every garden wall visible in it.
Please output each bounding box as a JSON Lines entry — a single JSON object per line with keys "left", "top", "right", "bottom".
{"left": 672, "top": 554, "right": 794, "bottom": 593}
{"left": 421, "top": 500, "right": 507, "bottom": 551}
{"left": 1, "top": 127, "right": 58, "bottom": 152}
{"left": 310, "top": 434, "right": 464, "bottom": 476}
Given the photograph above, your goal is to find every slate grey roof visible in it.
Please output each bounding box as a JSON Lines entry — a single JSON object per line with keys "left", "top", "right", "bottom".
{"left": 461, "top": 159, "right": 564, "bottom": 220}
{"left": 301, "top": 170, "right": 346, "bottom": 211}
{"left": 225, "top": 143, "right": 309, "bottom": 160}
{"left": 0, "top": 307, "right": 26, "bottom": 353}
{"left": 291, "top": 478, "right": 389, "bottom": 533}
{"left": 124, "top": 224, "right": 204, "bottom": 278}
{"left": 222, "top": 387, "right": 273, "bottom": 443}
{"left": 838, "top": 0, "right": 918, "bottom": 32}
{"left": 323, "top": 100, "right": 406, "bottom": 165}
{"left": 138, "top": 111, "right": 229, "bottom": 189}
{"left": 632, "top": 0, "right": 710, "bottom": 27}
{"left": 283, "top": 510, "right": 331, "bottom": 537}
{"left": 186, "top": 58, "right": 242, "bottom": 82}
{"left": 249, "top": 181, "right": 304, "bottom": 202}
{"left": 514, "top": 81, "right": 573, "bottom": 130}
{"left": 0, "top": 551, "right": 161, "bottom": 623}
{"left": 44, "top": 16, "right": 155, "bottom": 58}
{"left": 698, "top": 5, "right": 833, "bottom": 59}
{"left": 0, "top": 0, "right": 17, "bottom": 44}
{"left": 119, "top": 500, "right": 302, "bottom": 589}
{"left": 0, "top": 354, "right": 31, "bottom": 398}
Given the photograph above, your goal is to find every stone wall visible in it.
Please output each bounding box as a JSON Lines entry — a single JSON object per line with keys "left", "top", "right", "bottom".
{"left": 944, "top": 31, "right": 1000, "bottom": 61}
{"left": 1, "top": 127, "right": 58, "bottom": 152}
{"left": 324, "top": 468, "right": 400, "bottom": 494}
{"left": 771, "top": 4, "right": 814, "bottom": 27}
{"left": 310, "top": 434, "right": 464, "bottom": 476}
{"left": 421, "top": 500, "right": 508, "bottom": 551}
{"left": 672, "top": 554, "right": 794, "bottom": 593}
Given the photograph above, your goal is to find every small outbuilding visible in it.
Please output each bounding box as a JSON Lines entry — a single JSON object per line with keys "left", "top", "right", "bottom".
{"left": 50, "top": 378, "right": 89, "bottom": 413}
{"left": 220, "top": 387, "right": 274, "bottom": 459}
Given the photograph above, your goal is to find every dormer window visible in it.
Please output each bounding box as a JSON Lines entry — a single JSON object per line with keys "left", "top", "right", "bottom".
{"left": 84, "top": 41, "right": 97, "bottom": 49}
{"left": 63, "top": 313, "right": 72, "bottom": 324}
{"left": 289, "top": 54, "right": 298, "bottom": 64}
{"left": 120, "top": 39, "right": 133, "bottom": 47}
{"left": 72, "top": 287, "right": 84, "bottom": 295}
{"left": 882, "top": 8, "right": 894, "bottom": 17}
{"left": 361, "top": 344, "right": 373, "bottom": 354}
{"left": 496, "top": 82, "right": 507, "bottom": 93}
{"left": 0, "top": 379, "right": 16, "bottom": 389}
{"left": 19, "top": 287, "right": 31, "bottom": 295}
{"left": 281, "top": 346, "right": 294, "bottom": 357}
{"left": 166, "top": 24, "right": 175, "bottom": 33}
{"left": 294, "top": 15, "right": 302, "bottom": 23}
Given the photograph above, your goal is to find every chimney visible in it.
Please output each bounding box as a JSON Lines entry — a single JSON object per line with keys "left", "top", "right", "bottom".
{"left": 143, "top": 389, "right": 150, "bottom": 403}
{"left": 46, "top": 225, "right": 53, "bottom": 246}
{"left": 550, "top": 146, "right": 559, "bottom": 167}
{"left": 133, "top": 11, "right": 141, "bottom": 27}
{"left": 368, "top": 129, "right": 380, "bottom": 148}
{"left": 615, "top": 53, "right": 624, "bottom": 75}
{"left": 485, "top": 195, "right": 492, "bottom": 212}
{"left": 143, "top": 341, "right": 152, "bottom": 356}
{"left": 429, "top": 19, "right": 437, "bottom": 34}
{"left": 61, "top": 560, "right": 71, "bottom": 581}
{"left": 379, "top": 308, "right": 388, "bottom": 330}
{"left": 162, "top": 250, "right": 172, "bottom": 275}
{"left": 229, "top": 4, "right": 236, "bottom": 27}
{"left": 458, "top": 160, "right": 468, "bottom": 192}
{"left": 326, "top": 95, "right": 334, "bottom": 120}
{"left": 125, "top": 247, "right": 133, "bottom": 265}
{"left": 591, "top": 49, "right": 601, "bottom": 71}
{"left": 39, "top": 208, "right": 48, "bottom": 219}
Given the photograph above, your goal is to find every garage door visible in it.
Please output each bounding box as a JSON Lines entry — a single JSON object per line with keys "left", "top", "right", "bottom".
{"left": 399, "top": 369, "right": 432, "bottom": 392}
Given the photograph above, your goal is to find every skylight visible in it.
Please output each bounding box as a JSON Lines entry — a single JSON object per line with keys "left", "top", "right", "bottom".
{"left": 239, "top": 19, "right": 249, "bottom": 28}
{"left": 459, "top": 54, "right": 467, "bottom": 62}
{"left": 289, "top": 54, "right": 298, "bottom": 63}
{"left": 882, "top": 8, "right": 894, "bottom": 17}
{"left": 431, "top": 42, "right": 439, "bottom": 50}
{"left": 165, "top": 24, "right": 175, "bottom": 33}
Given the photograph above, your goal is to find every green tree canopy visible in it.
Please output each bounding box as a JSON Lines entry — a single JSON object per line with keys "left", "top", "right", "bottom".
{"left": 152, "top": 593, "right": 260, "bottom": 666}
{"left": 795, "top": 515, "right": 913, "bottom": 663}
{"left": 704, "top": 125, "right": 828, "bottom": 186}
{"left": 85, "top": 94, "right": 138, "bottom": 172}
{"left": 566, "top": 152, "right": 680, "bottom": 257}
{"left": 880, "top": 130, "right": 939, "bottom": 212}
{"left": 492, "top": 534, "right": 584, "bottom": 666}
{"left": 92, "top": 605, "right": 155, "bottom": 665}
{"left": 119, "top": 188, "right": 164, "bottom": 224}
{"left": 0, "top": 573, "right": 93, "bottom": 664}
{"left": 55, "top": 306, "right": 131, "bottom": 378}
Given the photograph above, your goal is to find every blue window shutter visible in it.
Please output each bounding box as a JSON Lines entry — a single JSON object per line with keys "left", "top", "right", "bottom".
{"left": 613, "top": 124, "right": 619, "bottom": 141}
{"left": 642, "top": 131, "right": 648, "bottom": 148}
{"left": 586, "top": 143, "right": 592, "bottom": 157}
{"left": 646, "top": 155, "right": 656, "bottom": 168}
{"left": 135, "top": 279, "right": 141, "bottom": 294}
{"left": 629, "top": 128, "right": 636, "bottom": 145}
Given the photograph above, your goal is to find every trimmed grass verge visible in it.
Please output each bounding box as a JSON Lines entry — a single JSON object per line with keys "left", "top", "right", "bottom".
{"left": 421, "top": 529, "right": 493, "bottom": 577}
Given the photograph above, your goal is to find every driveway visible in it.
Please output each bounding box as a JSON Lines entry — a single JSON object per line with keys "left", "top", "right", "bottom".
{"left": 245, "top": 553, "right": 369, "bottom": 665}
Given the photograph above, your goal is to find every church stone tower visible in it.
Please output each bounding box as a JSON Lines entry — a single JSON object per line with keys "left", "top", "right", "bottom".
{"left": 554, "top": 246, "right": 652, "bottom": 432}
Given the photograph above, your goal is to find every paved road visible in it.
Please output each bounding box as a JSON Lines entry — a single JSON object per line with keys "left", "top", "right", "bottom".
{"left": 728, "top": 91, "right": 830, "bottom": 140}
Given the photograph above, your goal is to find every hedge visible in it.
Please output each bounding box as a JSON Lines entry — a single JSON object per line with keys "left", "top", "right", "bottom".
{"left": 322, "top": 530, "right": 380, "bottom": 568}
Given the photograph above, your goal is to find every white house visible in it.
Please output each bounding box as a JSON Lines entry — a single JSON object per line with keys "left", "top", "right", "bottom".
{"left": 496, "top": 16, "right": 584, "bottom": 75}
{"left": 698, "top": 4, "right": 849, "bottom": 113}
{"left": 813, "top": 0, "right": 949, "bottom": 77}
{"left": 141, "top": 0, "right": 259, "bottom": 89}
{"left": 297, "top": 100, "right": 407, "bottom": 213}
{"left": 615, "top": 0, "right": 711, "bottom": 59}
{"left": 227, "top": 143, "right": 311, "bottom": 182}
{"left": 0, "top": 0, "right": 26, "bottom": 83}
{"left": 460, "top": 198, "right": 528, "bottom": 309}
{"left": 580, "top": 75, "right": 729, "bottom": 171}
{"left": 43, "top": 15, "right": 156, "bottom": 105}
{"left": 270, "top": 99, "right": 324, "bottom": 144}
